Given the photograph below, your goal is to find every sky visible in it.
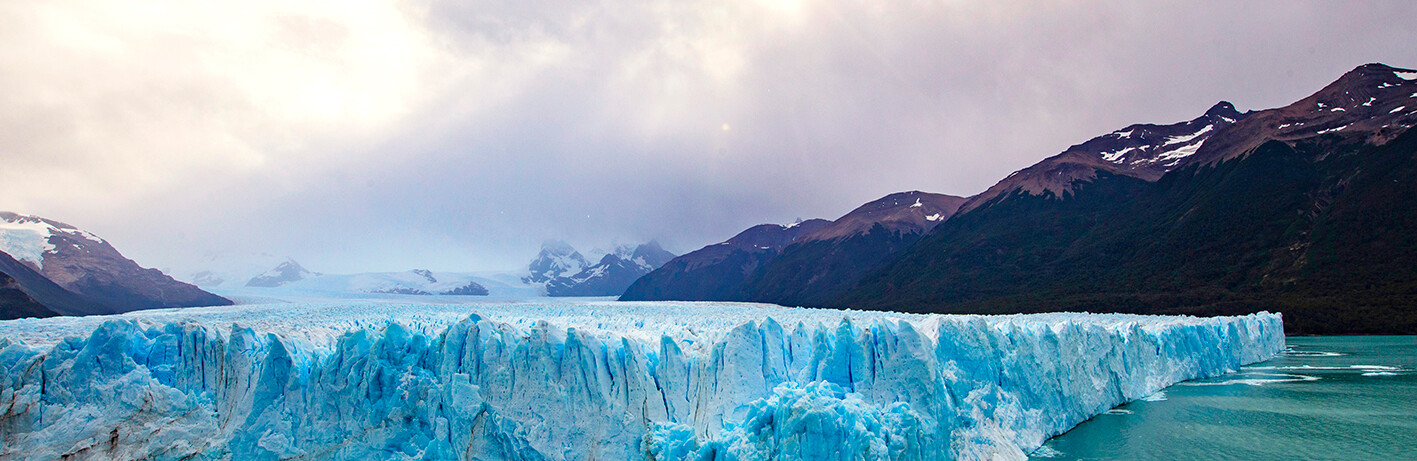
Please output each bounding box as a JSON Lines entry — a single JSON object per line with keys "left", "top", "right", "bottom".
{"left": 2, "top": 0, "right": 1416, "bottom": 275}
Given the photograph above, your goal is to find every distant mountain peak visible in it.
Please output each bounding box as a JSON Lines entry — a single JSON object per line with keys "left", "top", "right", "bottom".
{"left": 1344, "top": 62, "right": 1416, "bottom": 80}
{"left": 1204, "top": 101, "right": 1242, "bottom": 119}
{"left": 543, "top": 240, "right": 676, "bottom": 297}
{"left": 246, "top": 259, "right": 312, "bottom": 287}
{"left": 523, "top": 240, "right": 588, "bottom": 284}
{"left": 411, "top": 269, "right": 437, "bottom": 283}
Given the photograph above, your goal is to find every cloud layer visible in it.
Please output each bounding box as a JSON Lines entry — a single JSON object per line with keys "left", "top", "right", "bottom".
{"left": 2, "top": 0, "right": 1415, "bottom": 273}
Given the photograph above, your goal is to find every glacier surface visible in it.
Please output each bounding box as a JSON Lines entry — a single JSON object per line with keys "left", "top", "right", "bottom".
{"left": 0, "top": 301, "right": 1283, "bottom": 460}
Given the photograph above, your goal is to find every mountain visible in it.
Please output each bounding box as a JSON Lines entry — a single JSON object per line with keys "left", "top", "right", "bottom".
{"left": 217, "top": 270, "right": 516, "bottom": 301}
{"left": 741, "top": 191, "right": 969, "bottom": 306}
{"left": 245, "top": 259, "right": 314, "bottom": 287}
{"left": 546, "top": 241, "right": 676, "bottom": 296}
{"left": 356, "top": 269, "right": 488, "bottom": 296}
{"left": 958, "top": 101, "right": 1248, "bottom": 214}
{"left": 523, "top": 240, "right": 589, "bottom": 284}
{"left": 841, "top": 63, "right": 1417, "bottom": 335}
{"left": 0, "top": 212, "right": 231, "bottom": 314}
{"left": 0, "top": 250, "right": 109, "bottom": 317}
{"left": 174, "top": 251, "right": 294, "bottom": 289}
{"left": 0, "top": 271, "right": 56, "bottom": 319}
{"left": 619, "top": 219, "right": 831, "bottom": 301}
{"left": 621, "top": 190, "right": 967, "bottom": 304}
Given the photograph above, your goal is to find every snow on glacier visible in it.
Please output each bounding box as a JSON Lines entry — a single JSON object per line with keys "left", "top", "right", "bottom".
{"left": 0, "top": 301, "right": 1284, "bottom": 460}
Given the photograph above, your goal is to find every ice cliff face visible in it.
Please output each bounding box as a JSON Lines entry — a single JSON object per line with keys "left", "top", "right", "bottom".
{"left": 0, "top": 302, "right": 1283, "bottom": 460}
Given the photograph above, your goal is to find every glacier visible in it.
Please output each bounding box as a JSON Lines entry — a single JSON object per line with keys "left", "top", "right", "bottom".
{"left": 0, "top": 301, "right": 1284, "bottom": 460}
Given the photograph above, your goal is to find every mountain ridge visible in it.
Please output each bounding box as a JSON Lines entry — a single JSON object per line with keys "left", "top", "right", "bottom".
{"left": 0, "top": 212, "right": 231, "bottom": 318}
{"left": 620, "top": 191, "right": 967, "bottom": 304}
{"left": 839, "top": 63, "right": 1417, "bottom": 334}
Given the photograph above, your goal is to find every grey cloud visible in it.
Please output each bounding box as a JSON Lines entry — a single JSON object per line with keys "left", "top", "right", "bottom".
{"left": 2, "top": 0, "right": 1415, "bottom": 273}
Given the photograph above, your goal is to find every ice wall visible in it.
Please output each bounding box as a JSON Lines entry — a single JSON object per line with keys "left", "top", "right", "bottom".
{"left": 0, "top": 302, "right": 1283, "bottom": 460}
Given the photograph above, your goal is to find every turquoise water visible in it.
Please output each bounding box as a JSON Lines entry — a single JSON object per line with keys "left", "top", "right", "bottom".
{"left": 1030, "top": 336, "right": 1417, "bottom": 460}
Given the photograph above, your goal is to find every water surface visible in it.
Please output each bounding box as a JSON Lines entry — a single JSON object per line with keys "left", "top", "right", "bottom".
{"left": 1032, "top": 336, "right": 1417, "bottom": 460}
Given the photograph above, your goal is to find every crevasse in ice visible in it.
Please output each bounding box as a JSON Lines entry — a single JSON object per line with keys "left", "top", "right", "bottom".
{"left": 0, "top": 301, "right": 1284, "bottom": 460}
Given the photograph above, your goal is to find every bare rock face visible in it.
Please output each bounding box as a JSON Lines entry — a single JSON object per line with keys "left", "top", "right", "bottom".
{"left": 0, "top": 212, "right": 231, "bottom": 313}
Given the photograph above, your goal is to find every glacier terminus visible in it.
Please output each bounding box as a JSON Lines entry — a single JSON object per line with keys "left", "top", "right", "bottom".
{"left": 0, "top": 301, "right": 1284, "bottom": 460}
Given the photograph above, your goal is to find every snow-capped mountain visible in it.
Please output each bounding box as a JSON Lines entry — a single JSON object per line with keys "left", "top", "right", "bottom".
{"left": 522, "top": 240, "right": 589, "bottom": 284}
{"left": 173, "top": 251, "right": 293, "bottom": 289}
{"left": 960, "top": 101, "right": 1249, "bottom": 213}
{"left": 342, "top": 269, "right": 488, "bottom": 296}
{"left": 0, "top": 212, "right": 230, "bottom": 318}
{"left": 245, "top": 259, "right": 314, "bottom": 287}
{"left": 545, "top": 241, "right": 675, "bottom": 296}
{"left": 0, "top": 212, "right": 108, "bottom": 271}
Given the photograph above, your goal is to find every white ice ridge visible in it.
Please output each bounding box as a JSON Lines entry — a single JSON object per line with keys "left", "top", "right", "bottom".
{"left": 0, "top": 301, "right": 1284, "bottom": 460}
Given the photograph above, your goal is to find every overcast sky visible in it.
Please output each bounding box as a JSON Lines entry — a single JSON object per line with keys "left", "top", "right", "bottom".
{"left": 2, "top": 0, "right": 1415, "bottom": 274}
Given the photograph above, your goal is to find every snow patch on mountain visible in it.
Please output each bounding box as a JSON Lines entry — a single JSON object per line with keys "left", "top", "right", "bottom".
{"left": 0, "top": 221, "right": 53, "bottom": 268}
{"left": 523, "top": 240, "right": 589, "bottom": 284}
{"left": 1163, "top": 123, "right": 1213, "bottom": 146}
{"left": 1101, "top": 146, "right": 1137, "bottom": 163}
{"left": 0, "top": 213, "right": 104, "bottom": 269}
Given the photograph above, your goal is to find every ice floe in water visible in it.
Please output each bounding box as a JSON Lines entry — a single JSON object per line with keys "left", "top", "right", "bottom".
{"left": 0, "top": 301, "right": 1284, "bottom": 460}
{"left": 1283, "top": 348, "right": 1344, "bottom": 357}
{"left": 1030, "top": 445, "right": 1065, "bottom": 458}
{"left": 1181, "top": 372, "right": 1321, "bottom": 386}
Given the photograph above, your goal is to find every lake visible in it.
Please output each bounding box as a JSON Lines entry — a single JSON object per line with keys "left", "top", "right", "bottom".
{"left": 1031, "top": 336, "right": 1417, "bottom": 460}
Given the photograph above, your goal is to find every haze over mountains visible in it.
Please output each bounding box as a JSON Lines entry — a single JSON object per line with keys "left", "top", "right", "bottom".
{"left": 529, "top": 241, "right": 676, "bottom": 296}
{"left": 172, "top": 240, "right": 676, "bottom": 301}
